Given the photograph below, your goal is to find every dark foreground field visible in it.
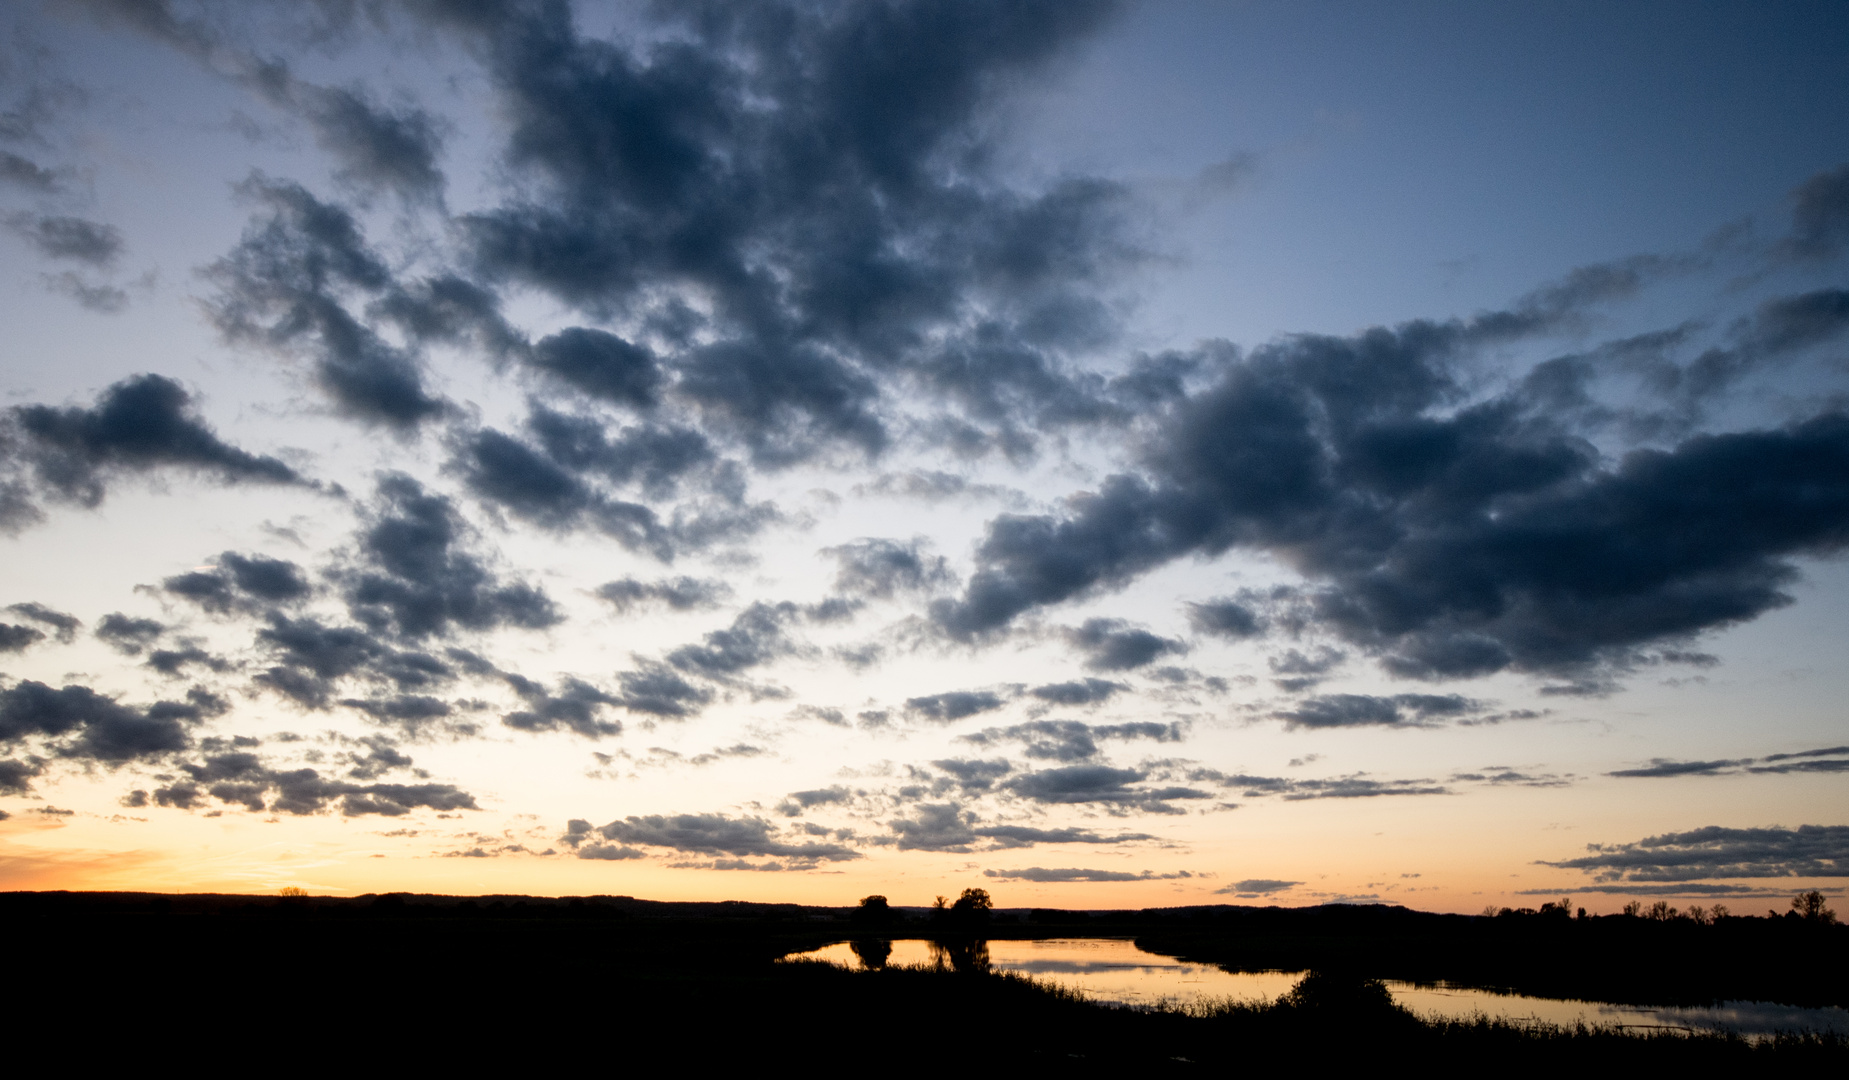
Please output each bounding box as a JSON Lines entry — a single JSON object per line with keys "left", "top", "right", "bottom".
{"left": 10, "top": 891, "right": 1844, "bottom": 1069}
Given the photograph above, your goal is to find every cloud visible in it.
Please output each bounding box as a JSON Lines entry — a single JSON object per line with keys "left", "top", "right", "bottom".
{"left": 0, "top": 757, "right": 44, "bottom": 795}
{"left": 588, "top": 812, "right": 860, "bottom": 862}
{"left": 254, "top": 613, "right": 459, "bottom": 712}
{"left": 1541, "top": 824, "right": 1849, "bottom": 882}
{"left": 298, "top": 84, "right": 447, "bottom": 200}
{"left": 94, "top": 613, "right": 164, "bottom": 655}
{"left": 1273, "top": 693, "right": 1483, "bottom": 730}
{"left": 1210, "top": 770, "right": 1451, "bottom": 801}
{"left": 1187, "top": 597, "right": 1264, "bottom": 639}
{"left": 164, "top": 552, "right": 313, "bottom": 614}
{"left": 1214, "top": 878, "right": 1301, "bottom": 896}
{"left": 1064, "top": 618, "right": 1186, "bottom": 671}
{"left": 154, "top": 748, "right": 476, "bottom": 817}
{"left": 405, "top": 0, "right": 1129, "bottom": 464}
{"left": 905, "top": 689, "right": 1009, "bottom": 723}
{"left": 5, "top": 213, "right": 122, "bottom": 265}
{"left": 0, "top": 679, "right": 195, "bottom": 762}
{"left": 6, "top": 603, "right": 80, "bottom": 643}
{"left": 3, "top": 373, "right": 307, "bottom": 517}
{"left": 1001, "top": 764, "right": 1212, "bottom": 813}
{"left": 611, "top": 660, "right": 714, "bottom": 718}
{"left": 889, "top": 802, "right": 979, "bottom": 851}
{"left": 205, "top": 177, "right": 447, "bottom": 429}
{"left": 0, "top": 151, "right": 59, "bottom": 192}
{"left": 1607, "top": 745, "right": 1849, "bottom": 779}
{"left": 0, "top": 624, "right": 44, "bottom": 653}
{"left": 824, "top": 538, "right": 954, "bottom": 600}
{"left": 1027, "top": 678, "right": 1127, "bottom": 706}
{"left": 983, "top": 867, "right": 1194, "bottom": 882}
{"left": 339, "top": 473, "right": 560, "bottom": 640}
{"left": 665, "top": 602, "right": 806, "bottom": 679}
{"left": 932, "top": 757, "right": 1014, "bottom": 793}
{"left": 776, "top": 786, "right": 852, "bottom": 817}
{"left": 501, "top": 674, "right": 621, "bottom": 738}
{"left": 1783, "top": 163, "right": 1849, "bottom": 262}
{"left": 596, "top": 575, "right": 731, "bottom": 613}
{"left": 931, "top": 300, "right": 1849, "bottom": 686}
{"left": 973, "top": 824, "right": 1155, "bottom": 849}
{"left": 962, "top": 718, "right": 1182, "bottom": 762}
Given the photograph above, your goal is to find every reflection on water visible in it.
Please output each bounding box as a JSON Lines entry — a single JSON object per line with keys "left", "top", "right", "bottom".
{"left": 785, "top": 938, "right": 1849, "bottom": 1039}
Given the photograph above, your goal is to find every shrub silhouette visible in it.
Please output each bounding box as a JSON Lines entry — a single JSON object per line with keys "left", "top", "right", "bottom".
{"left": 1792, "top": 890, "right": 1839, "bottom": 925}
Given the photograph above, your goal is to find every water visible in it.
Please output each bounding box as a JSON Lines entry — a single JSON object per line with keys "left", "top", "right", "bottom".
{"left": 784, "top": 937, "right": 1849, "bottom": 1039}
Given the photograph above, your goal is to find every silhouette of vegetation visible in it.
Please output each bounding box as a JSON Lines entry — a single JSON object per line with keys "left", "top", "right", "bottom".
{"left": 852, "top": 893, "right": 897, "bottom": 926}
{"left": 4, "top": 889, "right": 1844, "bottom": 1067}
{"left": 1791, "top": 890, "right": 1838, "bottom": 925}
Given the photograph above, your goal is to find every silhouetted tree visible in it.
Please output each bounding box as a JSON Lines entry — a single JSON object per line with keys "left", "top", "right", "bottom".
{"left": 1792, "top": 890, "right": 1839, "bottom": 925}
{"left": 949, "top": 887, "right": 992, "bottom": 930}
{"left": 853, "top": 894, "right": 896, "bottom": 926}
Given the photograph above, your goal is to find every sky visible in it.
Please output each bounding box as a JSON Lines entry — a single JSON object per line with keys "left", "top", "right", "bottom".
{"left": 0, "top": 0, "right": 1845, "bottom": 911}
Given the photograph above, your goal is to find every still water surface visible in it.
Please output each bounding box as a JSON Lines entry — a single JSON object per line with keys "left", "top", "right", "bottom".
{"left": 786, "top": 937, "right": 1848, "bottom": 1039}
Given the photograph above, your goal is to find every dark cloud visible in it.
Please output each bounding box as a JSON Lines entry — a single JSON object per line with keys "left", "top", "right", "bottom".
{"left": 1064, "top": 618, "right": 1186, "bottom": 671}
{"left": 455, "top": 412, "right": 770, "bottom": 560}
{"left": 973, "top": 824, "right": 1155, "bottom": 848}
{"left": 0, "top": 150, "right": 59, "bottom": 192}
{"left": 43, "top": 272, "right": 130, "bottom": 314}
{"left": 158, "top": 748, "right": 476, "bottom": 817}
{"left": 93, "top": 613, "right": 164, "bottom": 655}
{"left": 1607, "top": 744, "right": 1849, "bottom": 779}
{"left": 299, "top": 84, "right": 447, "bottom": 200}
{"left": 1215, "top": 878, "right": 1302, "bottom": 896}
{"left": 341, "top": 473, "right": 560, "bottom": 640}
{"left": 934, "top": 304, "right": 1849, "bottom": 685}
{"left": 1208, "top": 769, "right": 1451, "bottom": 801}
{"left": 0, "top": 624, "right": 44, "bottom": 652}
{"left": 932, "top": 757, "right": 1013, "bottom": 793}
{"left": 776, "top": 786, "right": 852, "bottom": 816}
{"left": 404, "top": 0, "right": 1129, "bottom": 463}
{"left": 502, "top": 674, "right": 621, "bottom": 738}
{"left": 254, "top": 612, "right": 457, "bottom": 711}
{"left": 206, "top": 177, "right": 446, "bottom": 429}
{"left": 611, "top": 660, "right": 713, "bottom": 718}
{"left": 588, "top": 812, "right": 859, "bottom": 862}
{"left": 1266, "top": 646, "right": 1346, "bottom": 691}
{"left": 596, "top": 574, "right": 731, "bottom": 613}
{"left": 5, "top": 213, "right": 122, "bottom": 265}
{"left": 904, "top": 688, "right": 1008, "bottom": 722}
{"left": 1026, "top": 677, "right": 1126, "bottom": 706}
{"left": 163, "top": 551, "right": 313, "bottom": 614}
{"left": 0, "top": 680, "right": 192, "bottom": 762}
{"left": 889, "top": 802, "right": 979, "bottom": 851}
{"left": 4, "top": 373, "right": 306, "bottom": 513}
{"left": 962, "top": 718, "right": 1182, "bottom": 762}
{"left": 576, "top": 842, "right": 647, "bottom": 861}
{"left": 0, "top": 757, "right": 44, "bottom": 794}
{"left": 6, "top": 602, "right": 80, "bottom": 643}
{"left": 1001, "top": 764, "right": 1212, "bottom": 813}
{"left": 1783, "top": 163, "right": 1849, "bottom": 262}
{"left": 1542, "top": 824, "right": 1849, "bottom": 882}
{"left": 824, "top": 538, "right": 954, "bottom": 599}
{"left": 530, "top": 327, "right": 661, "bottom": 410}
{"left": 1187, "top": 597, "right": 1264, "bottom": 639}
{"left": 665, "top": 601, "right": 805, "bottom": 679}
{"left": 1609, "top": 758, "right": 1748, "bottom": 779}
{"left": 1273, "top": 693, "right": 1482, "bottom": 730}
{"left": 983, "top": 866, "right": 1192, "bottom": 882}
